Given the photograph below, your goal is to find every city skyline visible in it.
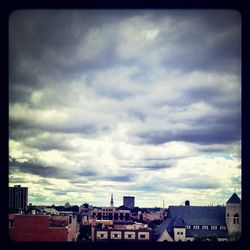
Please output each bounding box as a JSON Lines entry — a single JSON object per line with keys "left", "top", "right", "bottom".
{"left": 9, "top": 10, "right": 241, "bottom": 207}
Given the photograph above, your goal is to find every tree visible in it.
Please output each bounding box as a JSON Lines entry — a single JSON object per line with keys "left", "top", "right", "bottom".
{"left": 228, "top": 232, "right": 241, "bottom": 241}
{"left": 193, "top": 234, "right": 218, "bottom": 242}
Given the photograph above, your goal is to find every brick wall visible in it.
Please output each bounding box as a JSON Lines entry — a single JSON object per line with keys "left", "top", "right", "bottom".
{"left": 9, "top": 215, "right": 68, "bottom": 241}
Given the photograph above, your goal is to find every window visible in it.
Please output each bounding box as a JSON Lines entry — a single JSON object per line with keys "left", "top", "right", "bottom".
{"left": 180, "top": 232, "right": 183, "bottom": 235}
{"left": 138, "top": 232, "right": 149, "bottom": 240}
{"left": 186, "top": 225, "right": 191, "bottom": 229}
{"left": 220, "top": 226, "right": 226, "bottom": 230}
{"left": 125, "top": 232, "right": 135, "bottom": 239}
{"left": 120, "top": 213, "right": 124, "bottom": 220}
{"left": 202, "top": 226, "right": 208, "bottom": 229}
{"left": 193, "top": 225, "right": 199, "bottom": 229}
{"left": 111, "top": 232, "right": 121, "bottom": 239}
{"left": 9, "top": 220, "right": 14, "bottom": 228}
{"left": 97, "top": 232, "right": 108, "bottom": 239}
{"left": 211, "top": 226, "right": 217, "bottom": 230}
{"left": 233, "top": 213, "right": 239, "bottom": 224}
{"left": 177, "top": 232, "right": 180, "bottom": 235}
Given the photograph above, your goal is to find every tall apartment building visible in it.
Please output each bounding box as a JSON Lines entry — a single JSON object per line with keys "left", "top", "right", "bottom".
{"left": 123, "top": 196, "right": 135, "bottom": 209}
{"left": 9, "top": 185, "right": 28, "bottom": 212}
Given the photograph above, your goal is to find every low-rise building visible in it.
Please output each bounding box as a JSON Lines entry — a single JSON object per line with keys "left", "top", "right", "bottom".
{"left": 9, "top": 214, "right": 78, "bottom": 241}
{"left": 142, "top": 211, "right": 165, "bottom": 222}
{"left": 90, "top": 207, "right": 131, "bottom": 222}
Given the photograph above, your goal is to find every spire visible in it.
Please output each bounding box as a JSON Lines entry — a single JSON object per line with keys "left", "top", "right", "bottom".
{"left": 226, "top": 193, "right": 241, "bottom": 204}
{"left": 110, "top": 193, "right": 114, "bottom": 207}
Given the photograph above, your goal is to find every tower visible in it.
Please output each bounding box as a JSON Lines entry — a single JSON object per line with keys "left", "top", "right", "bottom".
{"left": 225, "top": 193, "right": 241, "bottom": 236}
{"left": 9, "top": 185, "right": 28, "bottom": 212}
{"left": 110, "top": 193, "right": 114, "bottom": 208}
{"left": 173, "top": 216, "right": 186, "bottom": 242}
{"left": 123, "top": 196, "right": 135, "bottom": 209}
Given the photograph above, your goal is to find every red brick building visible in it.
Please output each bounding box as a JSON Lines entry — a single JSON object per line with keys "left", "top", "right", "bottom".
{"left": 9, "top": 215, "right": 68, "bottom": 241}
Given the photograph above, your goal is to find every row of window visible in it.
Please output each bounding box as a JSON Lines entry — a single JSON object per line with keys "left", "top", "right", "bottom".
{"left": 97, "top": 232, "right": 148, "bottom": 240}
{"left": 186, "top": 225, "right": 227, "bottom": 230}
{"left": 92, "top": 213, "right": 130, "bottom": 220}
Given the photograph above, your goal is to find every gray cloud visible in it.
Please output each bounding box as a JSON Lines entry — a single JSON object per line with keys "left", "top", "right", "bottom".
{"left": 9, "top": 9, "right": 241, "bottom": 206}
{"left": 105, "top": 175, "right": 134, "bottom": 182}
{"left": 9, "top": 159, "right": 74, "bottom": 180}
{"left": 133, "top": 163, "right": 173, "bottom": 171}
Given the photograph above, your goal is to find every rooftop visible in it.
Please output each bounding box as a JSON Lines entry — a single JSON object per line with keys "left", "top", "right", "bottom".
{"left": 226, "top": 193, "right": 241, "bottom": 204}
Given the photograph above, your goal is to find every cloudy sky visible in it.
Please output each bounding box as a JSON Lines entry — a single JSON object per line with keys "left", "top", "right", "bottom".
{"left": 9, "top": 10, "right": 241, "bottom": 207}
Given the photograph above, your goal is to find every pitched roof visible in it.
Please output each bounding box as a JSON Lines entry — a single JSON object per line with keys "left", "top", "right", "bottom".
{"left": 226, "top": 193, "right": 241, "bottom": 204}
{"left": 173, "top": 216, "right": 185, "bottom": 228}
{"left": 186, "top": 229, "right": 228, "bottom": 238}
{"left": 154, "top": 218, "right": 171, "bottom": 236}
{"left": 167, "top": 206, "right": 226, "bottom": 226}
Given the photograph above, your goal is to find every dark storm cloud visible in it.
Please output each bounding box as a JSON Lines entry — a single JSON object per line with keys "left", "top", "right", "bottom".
{"left": 158, "top": 10, "right": 241, "bottom": 74}
{"left": 9, "top": 120, "right": 109, "bottom": 136}
{"left": 105, "top": 175, "right": 134, "bottom": 182}
{"left": 143, "top": 164, "right": 172, "bottom": 170}
{"left": 137, "top": 112, "right": 240, "bottom": 145}
{"left": 133, "top": 163, "right": 173, "bottom": 170}
{"left": 138, "top": 128, "right": 239, "bottom": 145}
{"left": 9, "top": 10, "right": 122, "bottom": 100}
{"left": 9, "top": 159, "right": 74, "bottom": 180}
{"left": 78, "top": 170, "right": 98, "bottom": 177}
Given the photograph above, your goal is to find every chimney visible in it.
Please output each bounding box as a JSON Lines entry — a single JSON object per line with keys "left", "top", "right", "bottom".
{"left": 185, "top": 200, "right": 190, "bottom": 206}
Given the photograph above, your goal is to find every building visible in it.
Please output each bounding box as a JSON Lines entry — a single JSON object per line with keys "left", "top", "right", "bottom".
{"left": 123, "top": 196, "right": 135, "bottom": 209}
{"left": 9, "top": 215, "right": 75, "bottom": 241}
{"left": 154, "top": 193, "right": 241, "bottom": 242}
{"left": 225, "top": 193, "right": 241, "bottom": 240}
{"left": 9, "top": 185, "right": 28, "bottom": 212}
{"left": 90, "top": 207, "right": 131, "bottom": 222}
{"left": 142, "top": 211, "right": 165, "bottom": 222}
